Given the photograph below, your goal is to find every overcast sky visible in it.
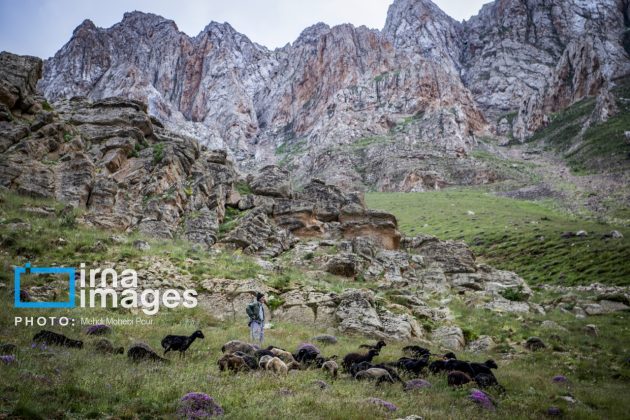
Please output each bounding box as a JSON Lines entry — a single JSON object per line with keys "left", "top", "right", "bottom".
{"left": 0, "top": 0, "right": 489, "bottom": 59}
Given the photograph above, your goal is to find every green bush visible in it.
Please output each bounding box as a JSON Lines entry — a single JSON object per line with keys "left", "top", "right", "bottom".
{"left": 152, "top": 143, "right": 165, "bottom": 165}
{"left": 500, "top": 285, "right": 527, "bottom": 302}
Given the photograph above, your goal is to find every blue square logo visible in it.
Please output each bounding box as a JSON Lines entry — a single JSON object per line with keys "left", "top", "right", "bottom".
{"left": 14, "top": 263, "right": 75, "bottom": 308}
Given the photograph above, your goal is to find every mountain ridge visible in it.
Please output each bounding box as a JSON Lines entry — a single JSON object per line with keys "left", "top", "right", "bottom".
{"left": 38, "top": 0, "right": 630, "bottom": 191}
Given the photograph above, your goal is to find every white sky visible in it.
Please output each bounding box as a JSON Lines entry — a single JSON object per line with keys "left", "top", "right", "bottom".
{"left": 0, "top": 0, "right": 490, "bottom": 59}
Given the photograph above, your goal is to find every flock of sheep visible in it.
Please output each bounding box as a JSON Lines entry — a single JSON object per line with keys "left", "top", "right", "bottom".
{"left": 25, "top": 329, "right": 504, "bottom": 391}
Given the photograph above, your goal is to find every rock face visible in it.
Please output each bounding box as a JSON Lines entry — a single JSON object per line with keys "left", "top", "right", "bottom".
{"left": 462, "top": 0, "right": 630, "bottom": 140}
{"left": 0, "top": 52, "right": 236, "bottom": 244}
{"left": 37, "top": 0, "right": 629, "bottom": 189}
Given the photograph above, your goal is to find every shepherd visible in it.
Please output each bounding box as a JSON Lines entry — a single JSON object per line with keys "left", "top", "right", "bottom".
{"left": 246, "top": 292, "right": 266, "bottom": 344}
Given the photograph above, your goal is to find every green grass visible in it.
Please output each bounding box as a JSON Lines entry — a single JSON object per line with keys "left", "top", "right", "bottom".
{"left": 1, "top": 191, "right": 630, "bottom": 418}
{"left": 1, "top": 291, "right": 629, "bottom": 419}
{"left": 366, "top": 189, "right": 630, "bottom": 286}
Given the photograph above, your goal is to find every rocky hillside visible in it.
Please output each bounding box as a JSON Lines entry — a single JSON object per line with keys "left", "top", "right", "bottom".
{"left": 36, "top": 0, "right": 630, "bottom": 190}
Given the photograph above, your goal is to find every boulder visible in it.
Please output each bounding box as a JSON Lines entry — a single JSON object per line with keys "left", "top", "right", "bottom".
{"left": 249, "top": 165, "right": 292, "bottom": 198}
{"left": 466, "top": 335, "right": 495, "bottom": 353}
{"left": 432, "top": 326, "right": 466, "bottom": 351}
{"left": 325, "top": 253, "right": 363, "bottom": 277}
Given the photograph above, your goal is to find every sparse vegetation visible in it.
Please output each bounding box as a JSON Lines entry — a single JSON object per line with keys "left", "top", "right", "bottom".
{"left": 152, "top": 143, "right": 165, "bottom": 165}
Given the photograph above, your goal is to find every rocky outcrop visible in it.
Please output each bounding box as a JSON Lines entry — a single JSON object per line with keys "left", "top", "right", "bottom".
{"left": 0, "top": 52, "right": 236, "bottom": 244}
{"left": 462, "top": 0, "right": 630, "bottom": 140}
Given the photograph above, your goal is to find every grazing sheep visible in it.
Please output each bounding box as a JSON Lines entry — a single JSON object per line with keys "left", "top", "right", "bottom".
{"left": 342, "top": 349, "right": 380, "bottom": 371}
{"left": 270, "top": 348, "right": 296, "bottom": 363}
{"left": 448, "top": 370, "right": 473, "bottom": 387}
{"left": 296, "top": 343, "right": 320, "bottom": 354}
{"left": 218, "top": 354, "right": 249, "bottom": 372}
{"left": 474, "top": 373, "right": 503, "bottom": 390}
{"left": 322, "top": 360, "right": 339, "bottom": 378}
{"left": 286, "top": 361, "right": 301, "bottom": 371}
{"left": 266, "top": 357, "right": 288, "bottom": 375}
{"left": 402, "top": 345, "right": 431, "bottom": 358}
{"left": 349, "top": 361, "right": 374, "bottom": 376}
{"left": 444, "top": 359, "right": 475, "bottom": 377}
{"left": 355, "top": 368, "right": 395, "bottom": 385}
{"left": 443, "top": 352, "right": 457, "bottom": 360}
{"left": 33, "top": 330, "right": 83, "bottom": 349}
{"left": 221, "top": 340, "right": 256, "bottom": 355}
{"left": 233, "top": 351, "right": 259, "bottom": 370}
{"left": 397, "top": 355, "right": 430, "bottom": 375}
{"left": 161, "top": 330, "right": 204, "bottom": 357}
{"left": 372, "top": 363, "right": 404, "bottom": 383}
{"left": 254, "top": 349, "right": 275, "bottom": 360}
{"left": 93, "top": 338, "right": 124, "bottom": 355}
{"left": 313, "top": 354, "right": 337, "bottom": 368}
{"left": 295, "top": 347, "right": 320, "bottom": 365}
{"left": 258, "top": 355, "right": 274, "bottom": 369}
{"left": 127, "top": 344, "right": 168, "bottom": 363}
{"left": 470, "top": 360, "right": 498, "bottom": 376}
{"left": 359, "top": 340, "right": 386, "bottom": 351}
{"left": 0, "top": 343, "right": 17, "bottom": 354}
{"left": 428, "top": 360, "right": 444, "bottom": 374}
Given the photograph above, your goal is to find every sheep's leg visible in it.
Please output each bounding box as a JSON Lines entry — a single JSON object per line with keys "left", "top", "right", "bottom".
{"left": 164, "top": 347, "right": 170, "bottom": 355}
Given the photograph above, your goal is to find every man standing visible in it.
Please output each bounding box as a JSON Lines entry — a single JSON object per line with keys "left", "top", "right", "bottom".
{"left": 246, "top": 292, "right": 266, "bottom": 344}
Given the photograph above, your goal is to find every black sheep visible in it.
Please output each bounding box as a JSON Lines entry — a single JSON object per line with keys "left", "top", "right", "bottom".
{"left": 359, "top": 340, "right": 386, "bottom": 351}
{"left": 402, "top": 345, "right": 431, "bottom": 358}
{"left": 397, "top": 354, "right": 430, "bottom": 375}
{"left": 33, "top": 330, "right": 83, "bottom": 349}
{"left": 444, "top": 359, "right": 475, "bottom": 377}
{"left": 342, "top": 349, "right": 380, "bottom": 371}
{"left": 313, "top": 354, "right": 337, "bottom": 368}
{"left": 254, "top": 349, "right": 275, "bottom": 360}
{"left": 443, "top": 352, "right": 457, "bottom": 360}
{"left": 372, "top": 363, "right": 404, "bottom": 383}
{"left": 349, "top": 361, "right": 374, "bottom": 376}
{"left": 470, "top": 359, "right": 498, "bottom": 376}
{"left": 161, "top": 330, "right": 204, "bottom": 357}
{"left": 428, "top": 360, "right": 448, "bottom": 374}
{"left": 233, "top": 351, "right": 259, "bottom": 370}
{"left": 447, "top": 370, "right": 472, "bottom": 387}
{"left": 474, "top": 373, "right": 504, "bottom": 392}
{"left": 294, "top": 347, "right": 319, "bottom": 364}
{"left": 128, "top": 345, "right": 169, "bottom": 363}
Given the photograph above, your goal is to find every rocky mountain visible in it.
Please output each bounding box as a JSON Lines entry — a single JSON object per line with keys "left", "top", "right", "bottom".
{"left": 0, "top": 51, "right": 555, "bottom": 344}
{"left": 24, "top": 0, "right": 630, "bottom": 190}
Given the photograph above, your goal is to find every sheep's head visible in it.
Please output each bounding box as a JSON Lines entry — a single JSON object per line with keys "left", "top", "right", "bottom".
{"left": 193, "top": 330, "right": 205, "bottom": 339}
{"left": 443, "top": 352, "right": 457, "bottom": 360}
{"left": 376, "top": 340, "right": 386, "bottom": 348}
{"left": 115, "top": 347, "right": 124, "bottom": 355}
{"left": 485, "top": 359, "right": 498, "bottom": 369}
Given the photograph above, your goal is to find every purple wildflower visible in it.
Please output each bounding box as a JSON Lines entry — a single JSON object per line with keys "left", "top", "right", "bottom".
{"left": 177, "top": 392, "right": 224, "bottom": 418}
{"left": 552, "top": 375, "right": 568, "bottom": 383}
{"left": 366, "top": 398, "right": 398, "bottom": 412}
{"left": 0, "top": 355, "right": 16, "bottom": 364}
{"left": 296, "top": 343, "right": 320, "bottom": 354}
{"left": 404, "top": 379, "right": 432, "bottom": 391}
{"left": 469, "top": 389, "right": 495, "bottom": 411}
{"left": 547, "top": 406, "right": 563, "bottom": 417}
{"left": 85, "top": 324, "right": 112, "bottom": 336}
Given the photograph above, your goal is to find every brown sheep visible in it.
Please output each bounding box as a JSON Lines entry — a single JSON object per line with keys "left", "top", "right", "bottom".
{"left": 221, "top": 340, "right": 256, "bottom": 355}
{"left": 270, "top": 348, "right": 295, "bottom": 363}
{"left": 355, "top": 368, "right": 395, "bottom": 384}
{"left": 447, "top": 370, "right": 472, "bottom": 387}
{"left": 286, "top": 361, "right": 301, "bottom": 371}
{"left": 322, "top": 360, "right": 339, "bottom": 379}
{"left": 218, "top": 354, "right": 250, "bottom": 373}
{"left": 258, "top": 355, "right": 274, "bottom": 369}
{"left": 266, "top": 356, "right": 288, "bottom": 375}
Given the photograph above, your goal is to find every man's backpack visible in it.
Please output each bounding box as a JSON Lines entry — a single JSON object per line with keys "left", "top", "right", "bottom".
{"left": 246, "top": 302, "right": 258, "bottom": 321}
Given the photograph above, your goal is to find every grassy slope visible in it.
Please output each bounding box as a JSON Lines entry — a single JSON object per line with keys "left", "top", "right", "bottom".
{"left": 528, "top": 78, "right": 630, "bottom": 174}
{"left": 1, "top": 193, "right": 630, "bottom": 418}
{"left": 366, "top": 189, "right": 630, "bottom": 286}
